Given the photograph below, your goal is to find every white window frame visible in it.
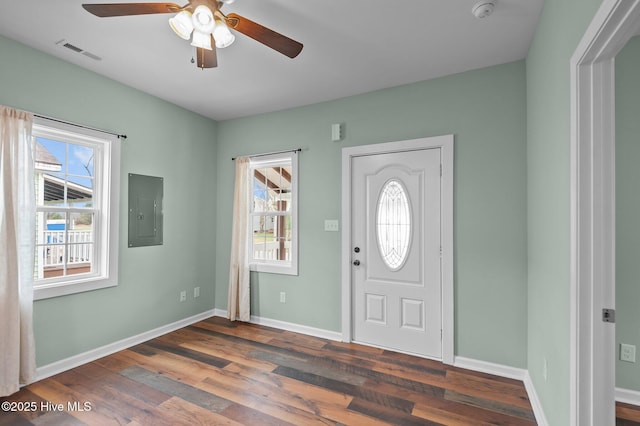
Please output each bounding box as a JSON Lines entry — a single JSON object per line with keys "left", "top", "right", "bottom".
{"left": 248, "top": 152, "right": 298, "bottom": 276}
{"left": 32, "top": 117, "right": 120, "bottom": 300}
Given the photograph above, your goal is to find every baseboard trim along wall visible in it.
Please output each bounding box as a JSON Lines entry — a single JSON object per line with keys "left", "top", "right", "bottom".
{"left": 453, "top": 356, "right": 548, "bottom": 426}
{"left": 251, "top": 315, "right": 343, "bottom": 341}
{"left": 453, "top": 356, "right": 526, "bottom": 381}
{"left": 213, "top": 309, "right": 344, "bottom": 341}
{"left": 617, "top": 387, "right": 640, "bottom": 406}
{"left": 35, "top": 309, "right": 215, "bottom": 382}
{"left": 524, "top": 371, "right": 550, "bottom": 426}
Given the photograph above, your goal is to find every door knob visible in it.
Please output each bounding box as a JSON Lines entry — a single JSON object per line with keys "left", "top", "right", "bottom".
{"left": 353, "top": 260, "right": 360, "bottom": 266}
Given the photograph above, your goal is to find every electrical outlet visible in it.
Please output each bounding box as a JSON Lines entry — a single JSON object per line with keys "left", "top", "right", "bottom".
{"left": 621, "top": 344, "right": 636, "bottom": 363}
{"left": 324, "top": 220, "right": 339, "bottom": 232}
{"left": 194, "top": 287, "right": 200, "bottom": 298}
{"left": 280, "top": 292, "right": 286, "bottom": 303}
{"left": 179, "top": 291, "right": 187, "bottom": 302}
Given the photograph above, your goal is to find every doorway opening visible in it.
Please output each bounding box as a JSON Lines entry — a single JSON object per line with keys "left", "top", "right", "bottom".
{"left": 570, "top": 0, "right": 640, "bottom": 424}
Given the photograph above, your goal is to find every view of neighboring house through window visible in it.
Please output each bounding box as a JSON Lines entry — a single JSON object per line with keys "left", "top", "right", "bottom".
{"left": 32, "top": 118, "right": 120, "bottom": 299}
{"left": 249, "top": 152, "right": 298, "bottom": 275}
{"left": 35, "top": 139, "right": 95, "bottom": 279}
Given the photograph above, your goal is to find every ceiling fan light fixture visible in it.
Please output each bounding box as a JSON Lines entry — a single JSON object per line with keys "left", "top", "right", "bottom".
{"left": 169, "top": 10, "right": 193, "bottom": 40}
{"left": 191, "top": 30, "right": 213, "bottom": 50}
{"left": 192, "top": 5, "right": 215, "bottom": 33}
{"left": 213, "top": 20, "right": 235, "bottom": 48}
{"left": 81, "top": 2, "right": 304, "bottom": 69}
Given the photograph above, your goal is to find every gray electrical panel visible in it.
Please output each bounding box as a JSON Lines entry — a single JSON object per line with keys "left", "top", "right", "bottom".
{"left": 128, "top": 173, "right": 163, "bottom": 247}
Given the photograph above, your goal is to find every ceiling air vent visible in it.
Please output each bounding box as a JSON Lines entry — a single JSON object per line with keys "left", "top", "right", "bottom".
{"left": 55, "top": 39, "right": 102, "bottom": 61}
{"left": 62, "top": 42, "right": 82, "bottom": 52}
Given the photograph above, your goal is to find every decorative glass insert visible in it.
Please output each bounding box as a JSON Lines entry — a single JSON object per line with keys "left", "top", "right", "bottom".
{"left": 376, "top": 179, "right": 411, "bottom": 270}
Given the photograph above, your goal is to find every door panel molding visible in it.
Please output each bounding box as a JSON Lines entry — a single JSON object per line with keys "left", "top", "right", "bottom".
{"left": 341, "top": 135, "right": 454, "bottom": 364}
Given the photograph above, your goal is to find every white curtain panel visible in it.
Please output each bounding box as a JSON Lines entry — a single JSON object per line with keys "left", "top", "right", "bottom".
{"left": 0, "top": 106, "right": 36, "bottom": 396}
{"left": 227, "top": 157, "right": 251, "bottom": 321}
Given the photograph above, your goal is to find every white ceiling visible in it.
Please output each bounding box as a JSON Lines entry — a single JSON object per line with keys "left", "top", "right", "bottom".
{"left": 0, "top": 0, "right": 544, "bottom": 121}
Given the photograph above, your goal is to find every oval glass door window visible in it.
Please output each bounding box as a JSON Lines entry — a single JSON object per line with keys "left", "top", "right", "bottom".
{"left": 376, "top": 179, "right": 411, "bottom": 270}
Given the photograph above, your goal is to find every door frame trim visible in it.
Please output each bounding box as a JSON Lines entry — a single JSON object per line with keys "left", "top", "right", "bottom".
{"left": 570, "top": 1, "right": 640, "bottom": 423}
{"left": 340, "top": 135, "right": 454, "bottom": 364}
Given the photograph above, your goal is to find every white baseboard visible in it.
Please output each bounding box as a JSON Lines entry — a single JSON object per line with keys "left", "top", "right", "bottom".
{"left": 249, "top": 316, "right": 343, "bottom": 341}
{"left": 616, "top": 387, "right": 640, "bottom": 406}
{"left": 35, "top": 309, "right": 215, "bottom": 381}
{"left": 453, "top": 357, "right": 548, "bottom": 425}
{"left": 212, "top": 307, "right": 227, "bottom": 318}
{"left": 524, "top": 371, "right": 549, "bottom": 426}
{"left": 453, "top": 356, "right": 526, "bottom": 381}
{"left": 212, "top": 309, "right": 342, "bottom": 341}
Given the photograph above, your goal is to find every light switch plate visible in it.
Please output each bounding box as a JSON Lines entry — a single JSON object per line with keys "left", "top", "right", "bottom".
{"left": 324, "top": 220, "right": 339, "bottom": 232}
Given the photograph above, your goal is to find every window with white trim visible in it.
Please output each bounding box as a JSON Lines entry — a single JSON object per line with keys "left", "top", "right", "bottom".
{"left": 249, "top": 152, "right": 298, "bottom": 275}
{"left": 32, "top": 118, "right": 120, "bottom": 300}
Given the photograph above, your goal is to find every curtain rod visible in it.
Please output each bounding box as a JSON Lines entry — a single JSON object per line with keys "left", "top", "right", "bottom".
{"left": 34, "top": 113, "right": 127, "bottom": 140}
{"left": 231, "top": 148, "right": 301, "bottom": 161}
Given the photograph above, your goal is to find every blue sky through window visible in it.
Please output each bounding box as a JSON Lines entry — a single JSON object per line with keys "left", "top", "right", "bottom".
{"left": 253, "top": 179, "right": 268, "bottom": 201}
{"left": 37, "top": 137, "right": 94, "bottom": 186}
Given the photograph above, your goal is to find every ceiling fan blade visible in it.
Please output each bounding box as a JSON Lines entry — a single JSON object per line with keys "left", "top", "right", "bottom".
{"left": 82, "top": 3, "right": 182, "bottom": 17}
{"left": 197, "top": 44, "right": 217, "bottom": 69}
{"left": 225, "top": 13, "right": 303, "bottom": 59}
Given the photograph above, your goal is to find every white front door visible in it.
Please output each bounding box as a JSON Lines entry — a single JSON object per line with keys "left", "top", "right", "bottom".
{"left": 351, "top": 147, "right": 442, "bottom": 358}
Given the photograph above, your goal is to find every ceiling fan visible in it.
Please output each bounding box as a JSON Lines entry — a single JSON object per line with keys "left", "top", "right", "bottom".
{"left": 82, "top": 0, "right": 303, "bottom": 69}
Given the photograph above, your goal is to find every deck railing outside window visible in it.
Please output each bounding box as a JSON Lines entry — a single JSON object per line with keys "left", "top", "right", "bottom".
{"left": 253, "top": 240, "right": 291, "bottom": 261}
{"left": 41, "top": 229, "right": 93, "bottom": 267}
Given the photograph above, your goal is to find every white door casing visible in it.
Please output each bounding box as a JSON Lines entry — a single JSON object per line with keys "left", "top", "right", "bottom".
{"left": 341, "top": 135, "right": 454, "bottom": 363}
{"left": 571, "top": 1, "right": 640, "bottom": 424}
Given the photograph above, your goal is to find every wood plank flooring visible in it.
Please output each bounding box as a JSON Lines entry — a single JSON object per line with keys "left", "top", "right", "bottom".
{"left": 0, "top": 316, "right": 633, "bottom": 425}
{"left": 618, "top": 402, "right": 640, "bottom": 425}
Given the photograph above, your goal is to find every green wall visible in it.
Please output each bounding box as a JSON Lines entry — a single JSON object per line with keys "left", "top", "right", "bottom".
{"left": 1, "top": 31, "right": 529, "bottom": 371}
{"left": 616, "top": 35, "right": 640, "bottom": 392}
{"left": 0, "top": 36, "right": 218, "bottom": 366}
{"left": 215, "top": 61, "right": 529, "bottom": 368}
{"left": 525, "top": 0, "right": 603, "bottom": 424}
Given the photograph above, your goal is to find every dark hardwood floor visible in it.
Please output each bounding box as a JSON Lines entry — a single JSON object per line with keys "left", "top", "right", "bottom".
{"left": 0, "top": 316, "right": 637, "bottom": 425}
{"left": 618, "top": 401, "right": 640, "bottom": 425}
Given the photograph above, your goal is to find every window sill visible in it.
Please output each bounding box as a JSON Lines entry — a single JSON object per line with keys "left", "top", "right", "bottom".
{"left": 249, "top": 263, "right": 298, "bottom": 276}
{"left": 34, "top": 276, "right": 117, "bottom": 300}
